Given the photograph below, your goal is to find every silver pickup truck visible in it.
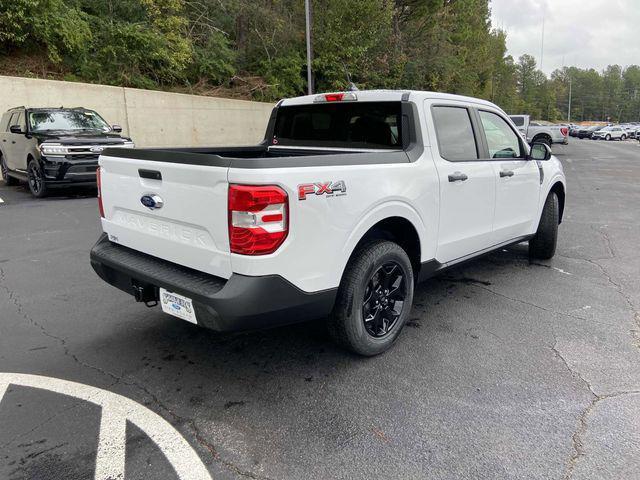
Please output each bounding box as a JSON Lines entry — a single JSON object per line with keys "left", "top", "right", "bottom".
{"left": 509, "top": 115, "right": 569, "bottom": 146}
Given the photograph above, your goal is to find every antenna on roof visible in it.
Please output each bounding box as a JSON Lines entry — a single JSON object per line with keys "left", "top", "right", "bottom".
{"left": 342, "top": 64, "right": 359, "bottom": 92}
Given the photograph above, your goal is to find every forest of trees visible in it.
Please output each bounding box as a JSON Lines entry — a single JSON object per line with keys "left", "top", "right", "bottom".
{"left": 1, "top": 0, "right": 640, "bottom": 122}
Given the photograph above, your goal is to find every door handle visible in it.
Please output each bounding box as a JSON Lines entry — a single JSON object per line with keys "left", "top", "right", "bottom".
{"left": 499, "top": 170, "right": 514, "bottom": 178}
{"left": 448, "top": 172, "right": 468, "bottom": 182}
{"left": 11, "top": 141, "right": 16, "bottom": 144}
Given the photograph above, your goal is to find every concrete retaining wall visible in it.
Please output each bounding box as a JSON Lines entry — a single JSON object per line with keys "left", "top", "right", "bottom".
{"left": 0, "top": 76, "right": 274, "bottom": 148}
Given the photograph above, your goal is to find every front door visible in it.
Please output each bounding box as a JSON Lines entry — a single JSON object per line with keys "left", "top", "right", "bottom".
{"left": 428, "top": 103, "right": 497, "bottom": 263}
{"left": 477, "top": 109, "right": 540, "bottom": 243}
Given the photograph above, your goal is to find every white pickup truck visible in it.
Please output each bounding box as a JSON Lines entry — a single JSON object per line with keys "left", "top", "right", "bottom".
{"left": 91, "top": 90, "right": 566, "bottom": 356}
{"left": 509, "top": 115, "right": 569, "bottom": 146}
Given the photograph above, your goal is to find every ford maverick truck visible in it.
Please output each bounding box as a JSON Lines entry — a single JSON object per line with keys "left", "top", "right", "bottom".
{"left": 90, "top": 90, "right": 566, "bottom": 355}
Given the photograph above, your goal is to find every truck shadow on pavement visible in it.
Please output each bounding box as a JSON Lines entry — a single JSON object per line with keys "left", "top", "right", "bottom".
{"left": 82, "top": 242, "right": 540, "bottom": 400}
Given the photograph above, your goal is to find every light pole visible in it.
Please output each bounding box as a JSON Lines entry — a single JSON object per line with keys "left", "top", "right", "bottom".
{"left": 567, "top": 76, "right": 572, "bottom": 123}
{"left": 305, "top": 0, "right": 313, "bottom": 95}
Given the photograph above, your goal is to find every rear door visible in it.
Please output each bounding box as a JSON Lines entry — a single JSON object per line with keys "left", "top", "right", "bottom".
{"left": 427, "top": 102, "right": 496, "bottom": 263}
{"left": 3, "top": 112, "right": 20, "bottom": 170}
{"left": 477, "top": 109, "right": 540, "bottom": 242}
{"left": 99, "top": 152, "right": 233, "bottom": 279}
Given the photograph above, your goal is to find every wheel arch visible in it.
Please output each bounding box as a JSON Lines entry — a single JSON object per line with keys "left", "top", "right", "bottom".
{"left": 338, "top": 203, "right": 429, "bottom": 285}
{"left": 532, "top": 132, "right": 552, "bottom": 144}
{"left": 549, "top": 181, "right": 565, "bottom": 224}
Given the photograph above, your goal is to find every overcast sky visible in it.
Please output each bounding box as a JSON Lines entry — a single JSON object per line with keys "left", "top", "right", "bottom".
{"left": 490, "top": 0, "right": 640, "bottom": 75}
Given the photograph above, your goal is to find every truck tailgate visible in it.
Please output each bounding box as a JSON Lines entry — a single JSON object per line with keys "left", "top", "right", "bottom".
{"left": 98, "top": 152, "right": 232, "bottom": 279}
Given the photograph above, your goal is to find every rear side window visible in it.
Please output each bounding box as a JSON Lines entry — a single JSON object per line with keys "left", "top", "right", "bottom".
{"left": 432, "top": 106, "right": 478, "bottom": 161}
{"left": 273, "top": 102, "right": 402, "bottom": 149}
{"left": 510, "top": 116, "right": 525, "bottom": 127}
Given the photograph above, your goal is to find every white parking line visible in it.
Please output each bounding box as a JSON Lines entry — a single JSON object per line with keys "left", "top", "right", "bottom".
{"left": 95, "top": 408, "right": 127, "bottom": 480}
{"left": 0, "top": 373, "right": 213, "bottom": 480}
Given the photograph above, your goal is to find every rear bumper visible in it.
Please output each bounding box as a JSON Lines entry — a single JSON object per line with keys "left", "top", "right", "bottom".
{"left": 90, "top": 234, "right": 337, "bottom": 332}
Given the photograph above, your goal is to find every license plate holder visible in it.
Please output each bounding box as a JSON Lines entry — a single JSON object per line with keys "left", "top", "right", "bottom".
{"left": 159, "top": 288, "right": 197, "bottom": 324}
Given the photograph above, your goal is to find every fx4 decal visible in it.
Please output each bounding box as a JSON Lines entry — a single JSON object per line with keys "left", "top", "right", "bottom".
{"left": 298, "top": 181, "right": 347, "bottom": 200}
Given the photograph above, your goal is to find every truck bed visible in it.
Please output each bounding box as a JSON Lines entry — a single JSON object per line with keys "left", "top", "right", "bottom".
{"left": 101, "top": 144, "right": 410, "bottom": 168}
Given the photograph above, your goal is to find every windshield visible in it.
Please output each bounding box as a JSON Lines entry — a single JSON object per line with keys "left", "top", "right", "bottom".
{"left": 273, "top": 102, "right": 403, "bottom": 149}
{"left": 28, "top": 110, "right": 111, "bottom": 133}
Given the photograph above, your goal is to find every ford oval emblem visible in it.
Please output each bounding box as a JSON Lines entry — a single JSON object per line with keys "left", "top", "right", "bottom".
{"left": 140, "top": 194, "right": 164, "bottom": 210}
{"left": 90, "top": 146, "right": 105, "bottom": 153}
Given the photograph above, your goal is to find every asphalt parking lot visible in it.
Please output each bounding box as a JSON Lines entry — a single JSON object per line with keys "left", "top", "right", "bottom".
{"left": 1, "top": 139, "right": 639, "bottom": 480}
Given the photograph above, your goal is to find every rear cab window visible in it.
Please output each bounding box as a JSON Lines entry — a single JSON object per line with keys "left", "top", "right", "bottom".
{"left": 272, "top": 102, "right": 402, "bottom": 149}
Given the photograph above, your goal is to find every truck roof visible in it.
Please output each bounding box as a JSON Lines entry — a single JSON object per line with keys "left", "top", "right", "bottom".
{"left": 7, "top": 106, "right": 91, "bottom": 112}
{"left": 280, "top": 89, "right": 501, "bottom": 110}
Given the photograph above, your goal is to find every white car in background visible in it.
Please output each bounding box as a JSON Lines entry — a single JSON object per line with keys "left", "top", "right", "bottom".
{"left": 509, "top": 115, "right": 569, "bottom": 146}
{"left": 592, "top": 126, "right": 627, "bottom": 141}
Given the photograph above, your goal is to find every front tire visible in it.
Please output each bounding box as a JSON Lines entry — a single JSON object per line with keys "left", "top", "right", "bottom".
{"left": 605, "top": 134, "right": 611, "bottom": 141}
{"left": 1, "top": 155, "right": 19, "bottom": 186}
{"left": 621, "top": 135, "right": 627, "bottom": 141}
{"left": 329, "top": 240, "right": 414, "bottom": 356}
{"left": 27, "top": 159, "right": 48, "bottom": 198}
{"left": 529, "top": 192, "right": 559, "bottom": 260}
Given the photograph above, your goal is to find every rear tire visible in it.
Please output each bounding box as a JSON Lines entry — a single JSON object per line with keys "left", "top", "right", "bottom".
{"left": 1, "top": 155, "right": 19, "bottom": 186}
{"left": 529, "top": 192, "right": 559, "bottom": 260}
{"left": 27, "top": 159, "right": 48, "bottom": 198}
{"left": 329, "top": 240, "right": 414, "bottom": 356}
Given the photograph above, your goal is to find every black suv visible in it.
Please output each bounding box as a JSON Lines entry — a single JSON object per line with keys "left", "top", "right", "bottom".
{"left": 0, "top": 106, "right": 134, "bottom": 197}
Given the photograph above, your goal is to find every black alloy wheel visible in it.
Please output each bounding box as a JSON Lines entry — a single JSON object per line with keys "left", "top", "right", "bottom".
{"left": 362, "top": 261, "right": 407, "bottom": 338}
{"left": 27, "top": 160, "right": 48, "bottom": 197}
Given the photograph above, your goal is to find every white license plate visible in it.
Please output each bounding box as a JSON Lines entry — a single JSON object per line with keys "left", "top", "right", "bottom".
{"left": 159, "top": 288, "right": 197, "bottom": 324}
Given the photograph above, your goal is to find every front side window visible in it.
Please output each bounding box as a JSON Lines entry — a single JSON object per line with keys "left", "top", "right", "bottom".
{"left": 28, "top": 110, "right": 111, "bottom": 133}
{"left": 16, "top": 112, "right": 26, "bottom": 131}
{"left": 510, "top": 116, "right": 525, "bottom": 127}
{"left": 479, "top": 110, "right": 523, "bottom": 159}
{"left": 432, "top": 106, "right": 478, "bottom": 161}
{"left": 7, "top": 113, "right": 18, "bottom": 131}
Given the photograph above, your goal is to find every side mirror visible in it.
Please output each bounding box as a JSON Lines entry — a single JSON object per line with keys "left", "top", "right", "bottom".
{"left": 111, "top": 124, "right": 123, "bottom": 133}
{"left": 9, "top": 125, "right": 23, "bottom": 134}
{"left": 530, "top": 142, "right": 552, "bottom": 161}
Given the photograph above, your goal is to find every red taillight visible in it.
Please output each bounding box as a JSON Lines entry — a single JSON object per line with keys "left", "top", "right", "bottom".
{"left": 96, "top": 167, "right": 105, "bottom": 218}
{"left": 561, "top": 127, "right": 568, "bottom": 137}
{"left": 228, "top": 184, "right": 288, "bottom": 255}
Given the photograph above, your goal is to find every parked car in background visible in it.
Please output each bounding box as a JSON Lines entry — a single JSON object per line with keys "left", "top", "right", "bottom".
{"left": 578, "top": 125, "right": 603, "bottom": 139}
{"left": 621, "top": 125, "right": 637, "bottom": 139}
{"left": 592, "top": 126, "right": 627, "bottom": 141}
{"left": 509, "top": 115, "right": 569, "bottom": 146}
{"left": 569, "top": 125, "right": 581, "bottom": 137}
{"left": 0, "top": 106, "right": 134, "bottom": 197}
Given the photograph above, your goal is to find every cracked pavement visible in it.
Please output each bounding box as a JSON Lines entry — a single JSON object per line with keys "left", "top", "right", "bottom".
{"left": 1, "top": 139, "right": 639, "bottom": 479}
